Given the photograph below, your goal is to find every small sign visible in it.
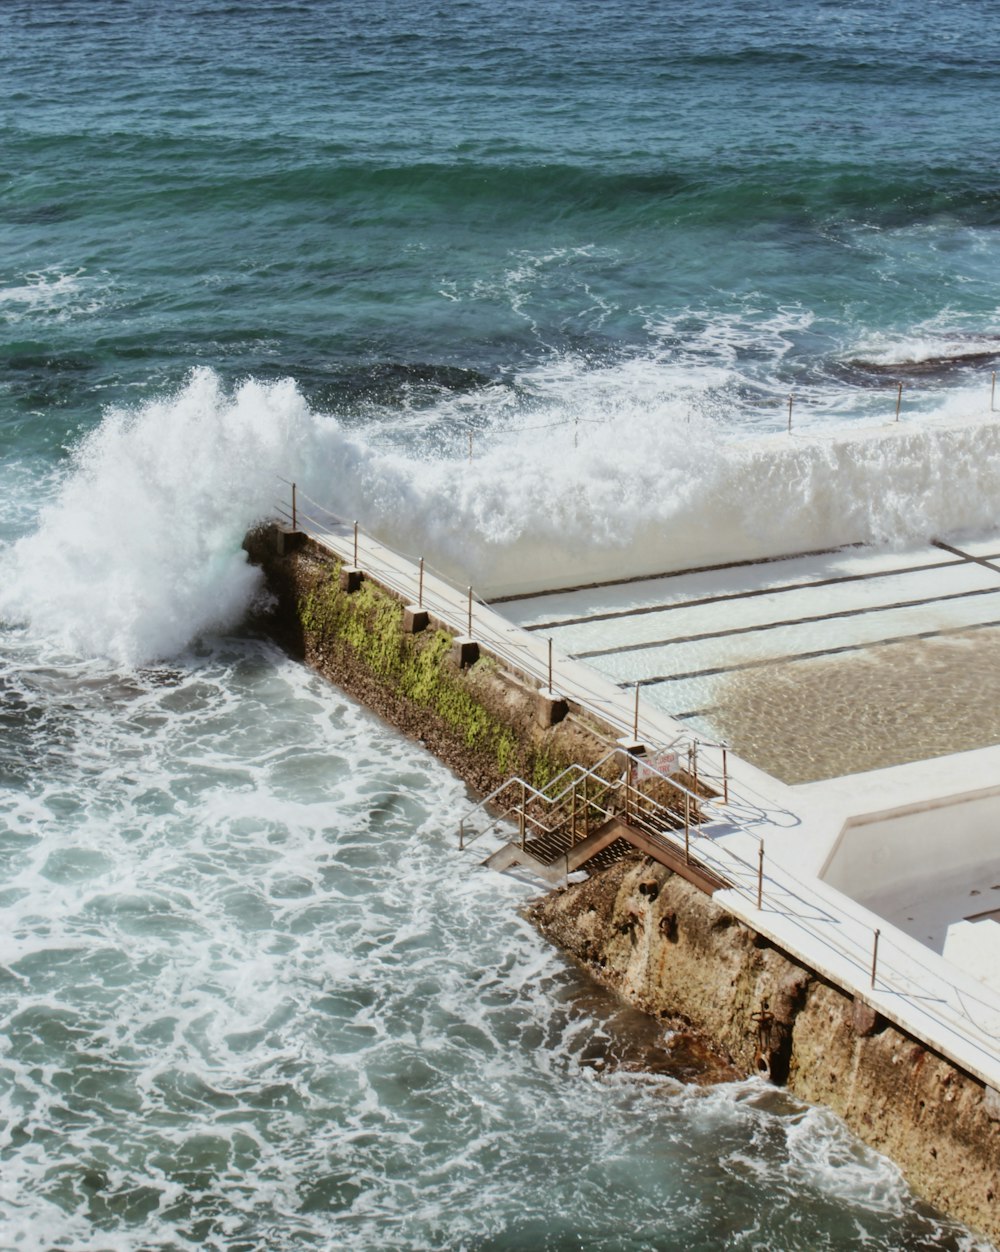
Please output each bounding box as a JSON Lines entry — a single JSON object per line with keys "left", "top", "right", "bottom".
{"left": 635, "top": 750, "right": 681, "bottom": 780}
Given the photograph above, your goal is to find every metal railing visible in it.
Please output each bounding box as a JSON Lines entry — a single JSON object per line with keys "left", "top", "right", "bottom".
{"left": 271, "top": 478, "right": 807, "bottom": 832}
{"left": 275, "top": 480, "right": 714, "bottom": 756}
{"left": 456, "top": 747, "right": 1000, "bottom": 1083}
{"left": 457, "top": 746, "right": 762, "bottom": 892}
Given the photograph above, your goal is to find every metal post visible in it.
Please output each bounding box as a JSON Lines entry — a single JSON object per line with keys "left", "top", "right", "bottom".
{"left": 633, "top": 683, "right": 640, "bottom": 740}
{"left": 548, "top": 638, "right": 553, "bottom": 692}
{"left": 519, "top": 780, "right": 526, "bottom": 850}
{"left": 418, "top": 557, "right": 424, "bottom": 609}
{"left": 353, "top": 521, "right": 358, "bottom": 567}
{"left": 993, "top": 371, "right": 996, "bottom": 413}
{"left": 870, "top": 928, "right": 881, "bottom": 989}
{"left": 571, "top": 783, "right": 577, "bottom": 847}
{"left": 692, "top": 740, "right": 699, "bottom": 796}
{"left": 468, "top": 432, "right": 473, "bottom": 462}
{"left": 895, "top": 381, "right": 903, "bottom": 422}
{"left": 684, "top": 790, "right": 690, "bottom": 864}
{"left": 787, "top": 394, "right": 793, "bottom": 432}
{"left": 582, "top": 774, "right": 588, "bottom": 840}
{"left": 292, "top": 482, "right": 297, "bottom": 530}
{"left": 757, "top": 843, "right": 764, "bottom": 910}
{"left": 459, "top": 820, "right": 465, "bottom": 851}
{"left": 467, "top": 586, "right": 473, "bottom": 637}
{"left": 722, "top": 745, "right": 729, "bottom": 805}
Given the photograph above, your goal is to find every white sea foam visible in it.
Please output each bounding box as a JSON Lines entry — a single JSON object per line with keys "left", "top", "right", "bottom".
{"left": 0, "top": 267, "right": 109, "bottom": 322}
{"left": 331, "top": 381, "right": 1000, "bottom": 596}
{"left": 0, "top": 370, "right": 320, "bottom": 663}
{"left": 0, "top": 610, "right": 989, "bottom": 1249}
{"left": 5, "top": 363, "right": 1000, "bottom": 661}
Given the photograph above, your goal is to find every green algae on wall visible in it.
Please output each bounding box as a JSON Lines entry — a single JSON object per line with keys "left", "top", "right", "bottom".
{"left": 299, "top": 568, "right": 518, "bottom": 767}
{"left": 269, "top": 541, "right": 597, "bottom": 796}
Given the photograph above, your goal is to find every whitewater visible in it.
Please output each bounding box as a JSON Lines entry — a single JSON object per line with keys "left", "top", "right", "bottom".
{"left": 3, "top": 0, "right": 1000, "bottom": 1246}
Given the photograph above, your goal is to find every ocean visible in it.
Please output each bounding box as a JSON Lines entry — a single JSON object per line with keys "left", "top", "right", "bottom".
{"left": 1, "top": 0, "right": 998, "bottom": 1246}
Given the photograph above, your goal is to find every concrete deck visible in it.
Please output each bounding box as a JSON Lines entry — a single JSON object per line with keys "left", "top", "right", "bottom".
{"left": 284, "top": 500, "right": 1000, "bottom": 1097}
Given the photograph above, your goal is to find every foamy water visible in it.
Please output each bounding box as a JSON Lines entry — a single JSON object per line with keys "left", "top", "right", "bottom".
{"left": 0, "top": 630, "right": 987, "bottom": 1250}
{"left": 1, "top": 371, "right": 998, "bottom": 1245}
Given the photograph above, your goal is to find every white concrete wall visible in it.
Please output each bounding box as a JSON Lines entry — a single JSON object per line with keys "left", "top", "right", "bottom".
{"left": 821, "top": 787, "right": 1000, "bottom": 921}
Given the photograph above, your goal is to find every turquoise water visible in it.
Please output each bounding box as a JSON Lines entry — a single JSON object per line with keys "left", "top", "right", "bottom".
{"left": 1, "top": 1, "right": 998, "bottom": 1246}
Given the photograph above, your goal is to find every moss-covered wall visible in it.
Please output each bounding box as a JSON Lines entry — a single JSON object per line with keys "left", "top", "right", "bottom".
{"left": 244, "top": 526, "right": 616, "bottom": 798}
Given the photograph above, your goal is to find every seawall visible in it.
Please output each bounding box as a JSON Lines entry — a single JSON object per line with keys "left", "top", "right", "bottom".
{"left": 531, "top": 855, "right": 1000, "bottom": 1245}
{"left": 243, "top": 525, "right": 622, "bottom": 797}
{"left": 245, "top": 522, "right": 1000, "bottom": 1247}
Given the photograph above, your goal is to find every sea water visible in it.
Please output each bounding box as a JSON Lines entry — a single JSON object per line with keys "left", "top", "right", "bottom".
{"left": 2, "top": 1, "right": 998, "bottom": 1246}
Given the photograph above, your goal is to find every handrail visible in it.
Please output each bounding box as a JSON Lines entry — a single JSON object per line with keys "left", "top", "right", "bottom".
{"left": 455, "top": 746, "right": 1000, "bottom": 1079}
{"left": 457, "top": 746, "right": 742, "bottom": 855}
{"left": 273, "top": 481, "right": 807, "bottom": 831}
{"left": 457, "top": 747, "right": 710, "bottom": 848}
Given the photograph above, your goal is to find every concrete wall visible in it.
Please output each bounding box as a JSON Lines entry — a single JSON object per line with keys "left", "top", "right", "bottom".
{"left": 821, "top": 787, "right": 1000, "bottom": 929}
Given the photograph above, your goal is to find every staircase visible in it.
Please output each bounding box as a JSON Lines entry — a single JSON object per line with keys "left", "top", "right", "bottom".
{"left": 458, "top": 748, "right": 732, "bottom": 894}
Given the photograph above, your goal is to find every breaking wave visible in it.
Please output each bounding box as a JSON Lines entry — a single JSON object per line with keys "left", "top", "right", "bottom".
{"left": 4, "top": 363, "right": 1000, "bottom": 662}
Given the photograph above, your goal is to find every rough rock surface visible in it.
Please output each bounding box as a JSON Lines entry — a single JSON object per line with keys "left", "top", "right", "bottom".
{"left": 531, "top": 854, "right": 1000, "bottom": 1246}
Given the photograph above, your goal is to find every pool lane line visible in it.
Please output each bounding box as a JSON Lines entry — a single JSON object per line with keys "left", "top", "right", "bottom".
{"left": 520, "top": 554, "right": 996, "bottom": 633}
{"left": 570, "top": 583, "right": 1000, "bottom": 661}
{"left": 617, "top": 615, "right": 1000, "bottom": 688}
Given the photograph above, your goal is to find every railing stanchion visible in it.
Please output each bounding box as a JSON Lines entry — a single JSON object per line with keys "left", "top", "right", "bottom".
{"left": 992, "top": 370, "right": 996, "bottom": 413}
{"left": 684, "top": 790, "right": 690, "bottom": 864}
{"left": 757, "top": 843, "right": 764, "bottom": 910}
{"left": 548, "top": 638, "right": 553, "bottom": 693}
{"left": 895, "top": 381, "right": 903, "bottom": 421}
{"left": 467, "top": 586, "right": 473, "bottom": 637}
{"left": 519, "top": 780, "right": 526, "bottom": 851}
{"left": 871, "top": 928, "right": 881, "bottom": 989}
{"left": 353, "top": 520, "right": 358, "bottom": 567}
{"left": 722, "top": 745, "right": 729, "bottom": 805}
{"left": 292, "top": 482, "right": 297, "bottom": 530}
{"left": 418, "top": 556, "right": 424, "bottom": 609}
{"left": 633, "top": 683, "right": 640, "bottom": 740}
{"left": 459, "top": 820, "right": 465, "bottom": 851}
{"left": 787, "top": 394, "right": 793, "bottom": 432}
